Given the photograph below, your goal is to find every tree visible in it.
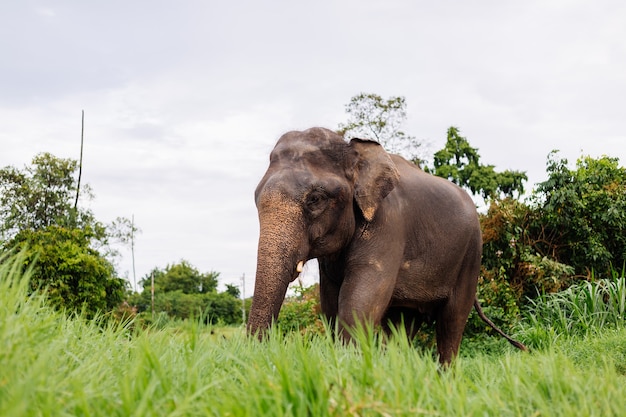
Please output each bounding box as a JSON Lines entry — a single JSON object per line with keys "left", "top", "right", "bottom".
{"left": 0, "top": 153, "right": 95, "bottom": 239}
{"left": 476, "top": 151, "right": 626, "bottom": 330}
{"left": 10, "top": 226, "right": 126, "bottom": 318}
{"left": 131, "top": 261, "right": 241, "bottom": 325}
{"left": 149, "top": 260, "right": 219, "bottom": 294}
{"left": 225, "top": 283, "right": 241, "bottom": 298}
{"left": 430, "top": 127, "right": 527, "bottom": 200}
{"left": 338, "top": 93, "right": 425, "bottom": 163}
{"left": 0, "top": 153, "right": 131, "bottom": 317}
{"left": 532, "top": 152, "right": 626, "bottom": 276}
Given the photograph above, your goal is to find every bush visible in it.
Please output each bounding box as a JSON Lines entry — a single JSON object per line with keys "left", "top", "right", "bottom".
{"left": 478, "top": 152, "right": 626, "bottom": 328}
{"left": 7, "top": 226, "right": 126, "bottom": 318}
{"left": 519, "top": 268, "right": 626, "bottom": 348}
{"left": 277, "top": 284, "right": 324, "bottom": 335}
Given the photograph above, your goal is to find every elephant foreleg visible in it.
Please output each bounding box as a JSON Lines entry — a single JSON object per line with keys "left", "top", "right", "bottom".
{"left": 319, "top": 273, "right": 341, "bottom": 328}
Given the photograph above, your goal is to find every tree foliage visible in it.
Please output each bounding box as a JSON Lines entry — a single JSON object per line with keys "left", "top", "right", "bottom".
{"left": 130, "top": 261, "right": 241, "bottom": 325}
{"left": 144, "top": 260, "right": 219, "bottom": 295}
{"left": 477, "top": 151, "right": 626, "bottom": 330}
{"left": 338, "top": 93, "right": 424, "bottom": 162}
{"left": 10, "top": 226, "right": 126, "bottom": 318}
{"left": 430, "top": 127, "right": 527, "bottom": 200}
{"left": 0, "top": 153, "right": 130, "bottom": 317}
{"left": 0, "top": 153, "right": 96, "bottom": 238}
{"left": 532, "top": 152, "right": 626, "bottom": 275}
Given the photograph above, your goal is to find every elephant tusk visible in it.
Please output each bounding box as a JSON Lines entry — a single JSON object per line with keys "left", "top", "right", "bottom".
{"left": 296, "top": 260, "right": 304, "bottom": 273}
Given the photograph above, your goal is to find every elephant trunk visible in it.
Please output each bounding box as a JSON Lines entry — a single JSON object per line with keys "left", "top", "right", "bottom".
{"left": 247, "top": 196, "right": 308, "bottom": 338}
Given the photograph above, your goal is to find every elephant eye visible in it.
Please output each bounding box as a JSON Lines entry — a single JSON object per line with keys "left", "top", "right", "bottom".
{"left": 305, "top": 190, "right": 329, "bottom": 215}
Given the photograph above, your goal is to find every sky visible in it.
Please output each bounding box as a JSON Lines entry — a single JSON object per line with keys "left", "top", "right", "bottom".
{"left": 1, "top": 0, "right": 625, "bottom": 295}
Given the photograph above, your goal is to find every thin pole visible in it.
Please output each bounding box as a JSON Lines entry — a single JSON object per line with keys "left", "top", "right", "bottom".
{"left": 131, "top": 214, "right": 136, "bottom": 292}
{"left": 151, "top": 271, "right": 155, "bottom": 320}
{"left": 74, "top": 110, "right": 84, "bottom": 211}
{"left": 241, "top": 273, "right": 246, "bottom": 324}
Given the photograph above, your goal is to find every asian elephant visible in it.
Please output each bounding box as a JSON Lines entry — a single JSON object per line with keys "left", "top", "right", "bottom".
{"left": 247, "top": 127, "right": 526, "bottom": 364}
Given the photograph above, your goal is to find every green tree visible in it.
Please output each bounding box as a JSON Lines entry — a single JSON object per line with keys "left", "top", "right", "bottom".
{"left": 476, "top": 151, "right": 626, "bottom": 331}
{"left": 10, "top": 226, "right": 126, "bottom": 318}
{"left": 225, "top": 283, "right": 241, "bottom": 298}
{"left": 151, "top": 260, "right": 219, "bottom": 294}
{"left": 0, "top": 153, "right": 131, "bottom": 317}
{"left": 338, "top": 93, "right": 425, "bottom": 163}
{"left": 430, "top": 127, "right": 527, "bottom": 200}
{"left": 0, "top": 153, "right": 96, "bottom": 238}
{"left": 132, "top": 261, "right": 240, "bottom": 325}
{"left": 532, "top": 152, "right": 626, "bottom": 276}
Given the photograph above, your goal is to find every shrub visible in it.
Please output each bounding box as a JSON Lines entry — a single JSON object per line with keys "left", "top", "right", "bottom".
{"left": 277, "top": 284, "right": 324, "bottom": 335}
{"left": 520, "top": 268, "right": 626, "bottom": 347}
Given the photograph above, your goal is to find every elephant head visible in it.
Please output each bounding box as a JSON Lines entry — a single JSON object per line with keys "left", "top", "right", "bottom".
{"left": 247, "top": 127, "right": 399, "bottom": 337}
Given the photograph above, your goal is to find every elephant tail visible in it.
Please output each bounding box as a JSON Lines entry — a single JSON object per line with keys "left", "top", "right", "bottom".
{"left": 473, "top": 298, "right": 528, "bottom": 352}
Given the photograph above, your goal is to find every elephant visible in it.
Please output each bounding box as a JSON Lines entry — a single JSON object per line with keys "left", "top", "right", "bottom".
{"left": 247, "top": 127, "right": 526, "bottom": 364}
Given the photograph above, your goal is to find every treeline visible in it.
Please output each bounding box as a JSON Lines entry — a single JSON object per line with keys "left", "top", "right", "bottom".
{"left": 0, "top": 153, "right": 242, "bottom": 325}
{"left": 127, "top": 261, "right": 243, "bottom": 326}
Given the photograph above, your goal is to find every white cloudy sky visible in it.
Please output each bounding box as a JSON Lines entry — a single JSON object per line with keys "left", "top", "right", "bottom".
{"left": 1, "top": 1, "right": 625, "bottom": 294}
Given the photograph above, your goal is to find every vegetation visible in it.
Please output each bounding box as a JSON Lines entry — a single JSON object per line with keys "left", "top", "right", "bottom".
{"left": 0, "top": 153, "right": 129, "bottom": 317}
{"left": 0, "top": 153, "right": 239, "bottom": 324}
{"left": 2, "top": 253, "right": 625, "bottom": 416}
{"left": 338, "top": 93, "right": 425, "bottom": 163}
{"left": 276, "top": 284, "right": 324, "bottom": 334}
{"left": 3, "top": 93, "right": 624, "bottom": 415}
{"left": 128, "top": 260, "right": 242, "bottom": 325}
{"left": 429, "top": 126, "right": 527, "bottom": 200}
{"left": 9, "top": 226, "right": 126, "bottom": 318}
{"left": 476, "top": 152, "right": 626, "bottom": 330}
{"left": 336, "top": 93, "right": 626, "bottom": 334}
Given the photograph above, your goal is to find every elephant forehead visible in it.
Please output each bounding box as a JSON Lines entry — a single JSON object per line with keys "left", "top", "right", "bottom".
{"left": 272, "top": 135, "right": 347, "bottom": 166}
{"left": 272, "top": 143, "right": 330, "bottom": 164}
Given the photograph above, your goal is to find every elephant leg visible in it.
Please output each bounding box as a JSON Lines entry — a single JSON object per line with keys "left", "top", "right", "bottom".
{"left": 435, "top": 307, "right": 465, "bottom": 364}
{"left": 435, "top": 290, "right": 476, "bottom": 365}
{"left": 336, "top": 268, "right": 397, "bottom": 342}
{"left": 319, "top": 274, "right": 341, "bottom": 328}
{"left": 382, "top": 307, "right": 424, "bottom": 340}
{"left": 436, "top": 240, "right": 481, "bottom": 364}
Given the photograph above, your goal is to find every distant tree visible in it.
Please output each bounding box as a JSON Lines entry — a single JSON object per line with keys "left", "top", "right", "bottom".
{"left": 144, "top": 260, "right": 219, "bottom": 294}
{"left": 430, "top": 127, "right": 527, "bottom": 200}
{"left": 225, "top": 283, "right": 241, "bottom": 298}
{"left": 338, "top": 93, "right": 425, "bottom": 163}
{"left": 131, "top": 261, "right": 240, "bottom": 325}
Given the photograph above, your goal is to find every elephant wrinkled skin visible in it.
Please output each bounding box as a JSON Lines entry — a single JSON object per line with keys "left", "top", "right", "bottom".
{"left": 247, "top": 127, "right": 526, "bottom": 364}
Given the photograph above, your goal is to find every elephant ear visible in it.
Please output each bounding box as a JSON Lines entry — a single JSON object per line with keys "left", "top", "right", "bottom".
{"left": 349, "top": 138, "right": 400, "bottom": 222}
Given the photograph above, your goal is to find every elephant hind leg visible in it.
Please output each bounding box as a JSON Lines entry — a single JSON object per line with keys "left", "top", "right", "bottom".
{"left": 435, "top": 296, "right": 475, "bottom": 365}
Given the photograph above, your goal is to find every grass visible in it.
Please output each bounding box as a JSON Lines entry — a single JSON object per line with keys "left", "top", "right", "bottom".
{"left": 1, "top": 253, "right": 626, "bottom": 416}
{"left": 519, "top": 271, "right": 626, "bottom": 349}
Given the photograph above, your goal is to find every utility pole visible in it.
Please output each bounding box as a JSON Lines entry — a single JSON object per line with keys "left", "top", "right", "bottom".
{"left": 74, "top": 110, "right": 85, "bottom": 213}
{"left": 151, "top": 271, "right": 155, "bottom": 320}
{"left": 241, "top": 273, "right": 246, "bottom": 324}
{"left": 131, "top": 214, "right": 136, "bottom": 292}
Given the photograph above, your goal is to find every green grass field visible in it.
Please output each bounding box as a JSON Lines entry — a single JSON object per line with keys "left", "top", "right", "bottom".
{"left": 1, "top": 255, "right": 625, "bottom": 416}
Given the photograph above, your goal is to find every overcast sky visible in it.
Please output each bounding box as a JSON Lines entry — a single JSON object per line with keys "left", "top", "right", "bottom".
{"left": 1, "top": 1, "right": 625, "bottom": 294}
